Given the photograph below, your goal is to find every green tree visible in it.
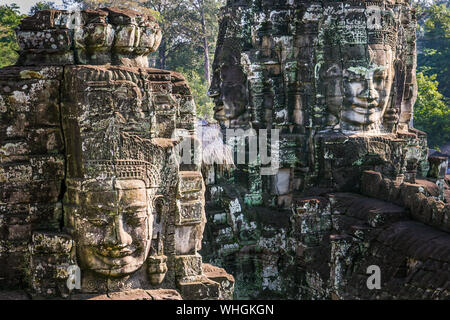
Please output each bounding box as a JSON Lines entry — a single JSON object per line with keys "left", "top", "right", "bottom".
{"left": 0, "top": 4, "right": 25, "bottom": 68}
{"left": 414, "top": 72, "right": 450, "bottom": 148}
{"left": 143, "top": 0, "right": 222, "bottom": 74}
{"left": 416, "top": 3, "right": 450, "bottom": 98}
{"left": 30, "top": 2, "right": 57, "bottom": 15}
{"left": 176, "top": 66, "right": 215, "bottom": 120}
{"left": 142, "top": 0, "right": 221, "bottom": 120}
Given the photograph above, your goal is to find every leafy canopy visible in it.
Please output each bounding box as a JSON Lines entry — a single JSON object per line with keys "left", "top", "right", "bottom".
{"left": 414, "top": 72, "right": 450, "bottom": 149}
{"left": 417, "top": 3, "right": 450, "bottom": 98}
{"left": 0, "top": 4, "right": 26, "bottom": 68}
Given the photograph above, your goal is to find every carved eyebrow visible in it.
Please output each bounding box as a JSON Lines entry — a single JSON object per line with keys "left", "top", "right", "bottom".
{"left": 348, "top": 65, "right": 386, "bottom": 76}
{"left": 85, "top": 204, "right": 117, "bottom": 211}
{"left": 87, "top": 218, "right": 109, "bottom": 224}
{"left": 348, "top": 66, "right": 368, "bottom": 75}
{"left": 123, "top": 208, "right": 148, "bottom": 218}
{"left": 77, "top": 214, "right": 112, "bottom": 221}
{"left": 122, "top": 202, "right": 147, "bottom": 209}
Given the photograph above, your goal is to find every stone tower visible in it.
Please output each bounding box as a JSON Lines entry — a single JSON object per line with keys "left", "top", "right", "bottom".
{"left": 0, "top": 8, "right": 233, "bottom": 299}
{"left": 202, "top": 0, "right": 449, "bottom": 299}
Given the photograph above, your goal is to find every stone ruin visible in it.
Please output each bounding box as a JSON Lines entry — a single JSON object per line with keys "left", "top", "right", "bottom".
{"left": 201, "top": 0, "right": 450, "bottom": 299}
{"left": 0, "top": 2, "right": 449, "bottom": 301}
{"left": 0, "top": 8, "right": 234, "bottom": 300}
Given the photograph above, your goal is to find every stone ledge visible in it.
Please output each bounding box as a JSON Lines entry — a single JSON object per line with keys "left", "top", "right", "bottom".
{"left": 71, "top": 289, "right": 182, "bottom": 300}
{"left": 361, "top": 170, "right": 450, "bottom": 232}
{"left": 203, "top": 263, "right": 235, "bottom": 300}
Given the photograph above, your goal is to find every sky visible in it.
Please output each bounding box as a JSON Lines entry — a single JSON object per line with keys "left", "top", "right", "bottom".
{"left": 3, "top": 0, "right": 65, "bottom": 14}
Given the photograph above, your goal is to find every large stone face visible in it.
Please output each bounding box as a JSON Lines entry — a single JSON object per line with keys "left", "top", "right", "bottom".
{"left": 202, "top": 0, "right": 449, "bottom": 300}
{"left": 0, "top": 8, "right": 234, "bottom": 300}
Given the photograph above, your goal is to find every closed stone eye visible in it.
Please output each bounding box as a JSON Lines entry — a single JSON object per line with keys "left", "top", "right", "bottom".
{"left": 88, "top": 219, "right": 109, "bottom": 227}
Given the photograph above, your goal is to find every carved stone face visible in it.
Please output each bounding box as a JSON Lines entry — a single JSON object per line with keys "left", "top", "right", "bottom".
{"left": 342, "top": 48, "right": 394, "bottom": 131}
{"left": 209, "top": 63, "right": 248, "bottom": 123}
{"left": 324, "top": 46, "right": 395, "bottom": 132}
{"left": 74, "top": 179, "right": 152, "bottom": 277}
{"left": 208, "top": 24, "right": 249, "bottom": 127}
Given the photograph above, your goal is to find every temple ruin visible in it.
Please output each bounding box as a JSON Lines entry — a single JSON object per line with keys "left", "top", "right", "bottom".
{"left": 0, "top": 1, "right": 448, "bottom": 300}
{"left": 0, "top": 8, "right": 234, "bottom": 300}
{"left": 201, "top": 0, "right": 450, "bottom": 299}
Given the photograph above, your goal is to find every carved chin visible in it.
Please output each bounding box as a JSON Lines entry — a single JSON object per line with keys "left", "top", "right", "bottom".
{"left": 214, "top": 102, "right": 245, "bottom": 122}
{"left": 79, "top": 247, "right": 147, "bottom": 277}
{"left": 93, "top": 262, "right": 143, "bottom": 277}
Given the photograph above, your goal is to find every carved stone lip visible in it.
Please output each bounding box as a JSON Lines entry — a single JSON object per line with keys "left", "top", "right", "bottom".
{"left": 96, "top": 247, "right": 134, "bottom": 259}
{"left": 214, "top": 113, "right": 227, "bottom": 120}
{"left": 346, "top": 97, "right": 379, "bottom": 111}
{"left": 350, "top": 106, "right": 379, "bottom": 115}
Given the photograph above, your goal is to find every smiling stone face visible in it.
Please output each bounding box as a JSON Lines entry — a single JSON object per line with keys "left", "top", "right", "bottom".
{"left": 340, "top": 47, "right": 395, "bottom": 132}
{"left": 318, "top": 32, "right": 396, "bottom": 133}
{"left": 0, "top": 8, "right": 233, "bottom": 299}
{"left": 209, "top": 63, "right": 249, "bottom": 124}
{"left": 321, "top": 50, "right": 395, "bottom": 133}
{"left": 60, "top": 65, "right": 159, "bottom": 280}
{"left": 72, "top": 179, "right": 153, "bottom": 277}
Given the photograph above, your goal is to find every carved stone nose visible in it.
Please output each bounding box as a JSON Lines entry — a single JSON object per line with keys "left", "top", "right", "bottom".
{"left": 360, "top": 80, "right": 379, "bottom": 101}
{"left": 113, "top": 216, "right": 133, "bottom": 246}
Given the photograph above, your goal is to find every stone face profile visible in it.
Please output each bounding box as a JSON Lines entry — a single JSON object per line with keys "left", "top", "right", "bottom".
{"left": 202, "top": 0, "right": 449, "bottom": 300}
{"left": 0, "top": 8, "right": 234, "bottom": 299}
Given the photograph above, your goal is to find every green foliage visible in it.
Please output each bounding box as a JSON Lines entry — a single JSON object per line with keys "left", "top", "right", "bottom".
{"left": 176, "top": 66, "right": 214, "bottom": 121}
{"left": 143, "top": 0, "right": 222, "bottom": 121}
{"left": 417, "top": 3, "right": 450, "bottom": 98}
{"left": 414, "top": 2, "right": 450, "bottom": 147}
{"left": 0, "top": 4, "right": 25, "bottom": 68}
{"left": 424, "top": 3, "right": 450, "bottom": 38}
{"left": 30, "top": 2, "right": 57, "bottom": 15}
{"left": 145, "top": 0, "right": 222, "bottom": 68}
{"left": 414, "top": 72, "right": 450, "bottom": 149}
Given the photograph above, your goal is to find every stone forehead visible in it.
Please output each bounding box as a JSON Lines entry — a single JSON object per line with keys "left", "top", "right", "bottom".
{"left": 219, "top": 1, "right": 410, "bottom": 45}
{"left": 19, "top": 8, "right": 157, "bottom": 30}
{"left": 114, "top": 179, "right": 147, "bottom": 190}
{"left": 83, "top": 160, "right": 156, "bottom": 188}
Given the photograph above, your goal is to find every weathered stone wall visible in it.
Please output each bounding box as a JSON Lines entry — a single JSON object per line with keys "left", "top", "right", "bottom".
{"left": 206, "top": 0, "right": 426, "bottom": 212}
{"left": 202, "top": 174, "right": 449, "bottom": 299}
{"left": 201, "top": 0, "right": 449, "bottom": 300}
{"left": 0, "top": 66, "right": 65, "bottom": 289}
{"left": 0, "top": 8, "right": 234, "bottom": 300}
{"left": 361, "top": 171, "right": 450, "bottom": 233}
